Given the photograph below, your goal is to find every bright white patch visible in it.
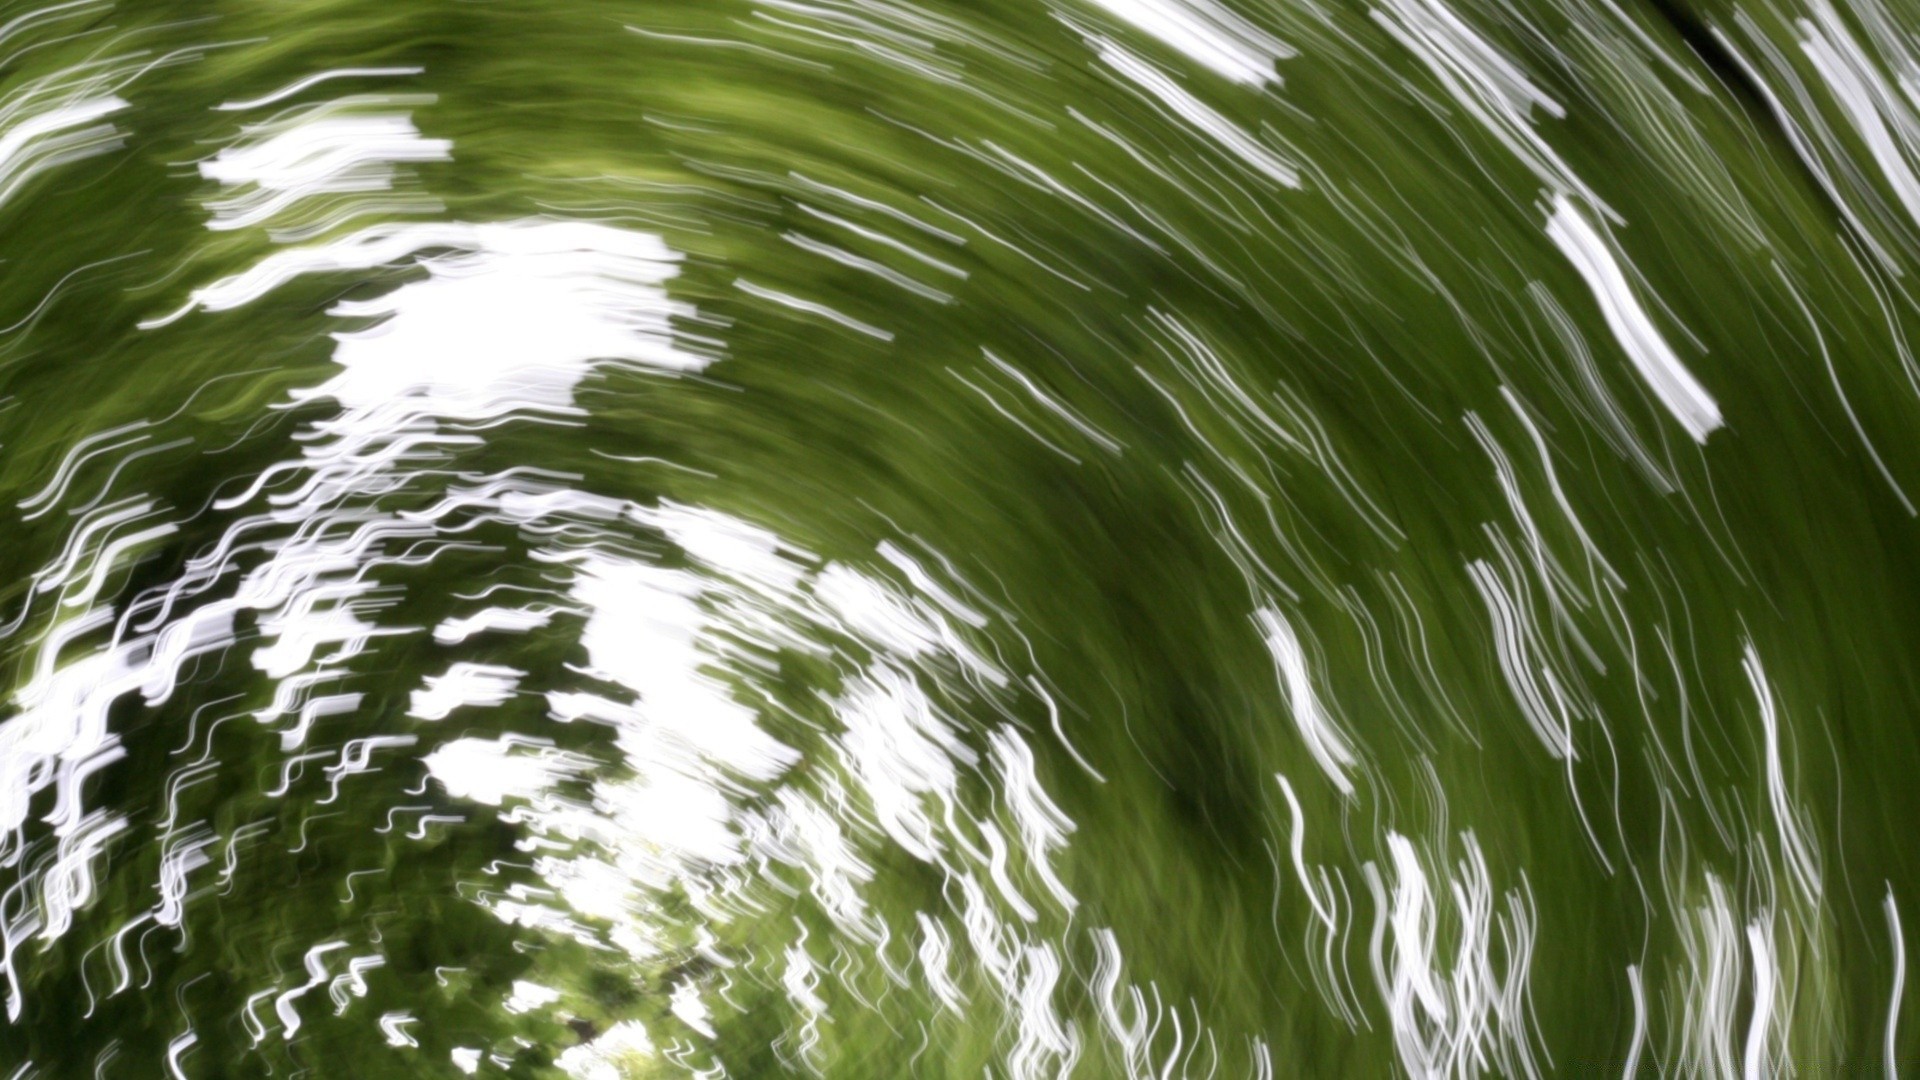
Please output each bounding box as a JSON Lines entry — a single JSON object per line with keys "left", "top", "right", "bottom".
{"left": 504, "top": 980, "right": 562, "bottom": 1015}
{"left": 989, "top": 729, "right": 1077, "bottom": 912}
{"left": 408, "top": 663, "right": 523, "bottom": 721}
{"left": 144, "top": 219, "right": 703, "bottom": 350}
{"left": 1080, "top": 0, "right": 1291, "bottom": 85}
{"left": 423, "top": 737, "right": 580, "bottom": 807}
{"left": 669, "top": 978, "right": 717, "bottom": 1038}
{"left": 1794, "top": 1, "right": 1920, "bottom": 249}
{"left": 1255, "top": 607, "right": 1357, "bottom": 796}
{"left": 556, "top": 1020, "right": 655, "bottom": 1079}
{"left": 0, "top": 65, "right": 126, "bottom": 210}
{"left": 566, "top": 549, "right": 799, "bottom": 787}
{"left": 433, "top": 605, "right": 557, "bottom": 644}
{"left": 319, "top": 222, "right": 696, "bottom": 408}
{"left": 831, "top": 665, "right": 972, "bottom": 863}
{"left": 639, "top": 499, "right": 812, "bottom": 597}
{"left": 1545, "top": 197, "right": 1723, "bottom": 442}
{"left": 197, "top": 105, "right": 449, "bottom": 232}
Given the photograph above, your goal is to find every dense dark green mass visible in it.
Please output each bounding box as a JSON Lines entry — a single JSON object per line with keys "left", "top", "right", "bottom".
{"left": 1, "top": 0, "right": 1919, "bottom": 1075}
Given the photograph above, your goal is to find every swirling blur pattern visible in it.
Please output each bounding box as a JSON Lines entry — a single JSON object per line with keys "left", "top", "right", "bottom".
{"left": 6, "top": 0, "right": 1920, "bottom": 1074}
